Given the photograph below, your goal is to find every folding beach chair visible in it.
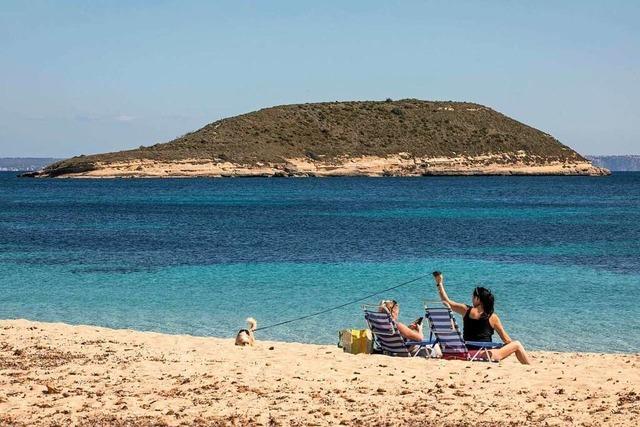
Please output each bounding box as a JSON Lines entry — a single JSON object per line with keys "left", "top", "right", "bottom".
{"left": 424, "top": 302, "right": 503, "bottom": 362}
{"left": 362, "top": 305, "right": 437, "bottom": 357}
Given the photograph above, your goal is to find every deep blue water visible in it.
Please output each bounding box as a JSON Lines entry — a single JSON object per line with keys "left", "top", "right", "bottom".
{"left": 1, "top": 172, "right": 639, "bottom": 352}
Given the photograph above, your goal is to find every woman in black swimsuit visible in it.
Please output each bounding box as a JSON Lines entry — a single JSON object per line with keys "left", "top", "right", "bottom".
{"left": 433, "top": 272, "right": 531, "bottom": 364}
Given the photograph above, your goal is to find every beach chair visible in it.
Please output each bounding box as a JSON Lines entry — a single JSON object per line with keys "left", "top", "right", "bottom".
{"left": 362, "top": 305, "right": 437, "bottom": 357}
{"left": 424, "top": 302, "right": 503, "bottom": 362}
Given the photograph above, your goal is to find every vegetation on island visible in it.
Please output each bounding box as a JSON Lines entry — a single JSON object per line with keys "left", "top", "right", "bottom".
{"left": 43, "top": 99, "right": 587, "bottom": 176}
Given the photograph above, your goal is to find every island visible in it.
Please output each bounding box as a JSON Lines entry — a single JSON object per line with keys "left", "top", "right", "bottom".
{"left": 30, "top": 100, "right": 609, "bottom": 178}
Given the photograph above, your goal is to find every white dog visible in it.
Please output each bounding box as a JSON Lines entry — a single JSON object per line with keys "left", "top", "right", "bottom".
{"left": 234, "top": 317, "right": 257, "bottom": 346}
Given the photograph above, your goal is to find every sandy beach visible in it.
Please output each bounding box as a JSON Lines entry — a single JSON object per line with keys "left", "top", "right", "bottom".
{"left": 0, "top": 319, "right": 638, "bottom": 426}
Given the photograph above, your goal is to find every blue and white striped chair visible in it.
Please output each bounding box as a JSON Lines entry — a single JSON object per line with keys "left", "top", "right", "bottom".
{"left": 363, "top": 305, "right": 437, "bottom": 357}
{"left": 424, "top": 302, "right": 502, "bottom": 361}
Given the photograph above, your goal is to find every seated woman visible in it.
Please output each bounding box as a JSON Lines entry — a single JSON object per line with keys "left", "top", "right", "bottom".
{"left": 379, "top": 299, "right": 424, "bottom": 342}
{"left": 433, "top": 272, "right": 531, "bottom": 364}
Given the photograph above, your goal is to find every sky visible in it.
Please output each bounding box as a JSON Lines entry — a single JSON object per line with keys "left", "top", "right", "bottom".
{"left": 1, "top": 1, "right": 638, "bottom": 157}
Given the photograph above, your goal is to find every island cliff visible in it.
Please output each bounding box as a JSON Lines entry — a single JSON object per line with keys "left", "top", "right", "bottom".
{"left": 35, "top": 100, "right": 609, "bottom": 177}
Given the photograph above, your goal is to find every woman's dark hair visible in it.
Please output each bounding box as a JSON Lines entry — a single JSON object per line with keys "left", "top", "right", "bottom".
{"left": 473, "top": 287, "right": 495, "bottom": 317}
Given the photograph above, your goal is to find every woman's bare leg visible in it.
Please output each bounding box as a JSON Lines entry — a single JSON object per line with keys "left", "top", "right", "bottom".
{"left": 489, "top": 341, "right": 531, "bottom": 365}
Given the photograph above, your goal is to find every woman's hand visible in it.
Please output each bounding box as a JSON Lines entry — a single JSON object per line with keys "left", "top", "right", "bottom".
{"left": 397, "top": 321, "right": 424, "bottom": 341}
{"left": 434, "top": 273, "right": 443, "bottom": 286}
{"left": 409, "top": 320, "right": 423, "bottom": 333}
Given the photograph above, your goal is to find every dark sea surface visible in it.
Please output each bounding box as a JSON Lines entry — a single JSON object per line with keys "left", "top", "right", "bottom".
{"left": 1, "top": 172, "right": 639, "bottom": 352}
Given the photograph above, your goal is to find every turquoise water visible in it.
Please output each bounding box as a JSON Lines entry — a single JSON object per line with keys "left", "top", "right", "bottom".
{"left": 1, "top": 172, "right": 639, "bottom": 352}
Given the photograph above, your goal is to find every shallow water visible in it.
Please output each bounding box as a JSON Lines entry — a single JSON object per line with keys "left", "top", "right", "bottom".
{"left": 1, "top": 172, "right": 639, "bottom": 352}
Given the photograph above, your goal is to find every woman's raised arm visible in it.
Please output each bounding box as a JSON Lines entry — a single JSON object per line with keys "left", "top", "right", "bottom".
{"left": 433, "top": 272, "right": 468, "bottom": 315}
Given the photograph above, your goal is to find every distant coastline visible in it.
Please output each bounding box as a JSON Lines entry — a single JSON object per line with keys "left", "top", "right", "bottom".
{"left": 0, "top": 157, "right": 61, "bottom": 172}
{"left": 587, "top": 155, "right": 640, "bottom": 171}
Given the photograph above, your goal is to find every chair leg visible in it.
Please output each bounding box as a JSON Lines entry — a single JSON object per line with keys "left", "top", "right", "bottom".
{"left": 430, "top": 346, "right": 437, "bottom": 358}
{"left": 411, "top": 346, "right": 422, "bottom": 357}
{"left": 470, "top": 348, "right": 485, "bottom": 362}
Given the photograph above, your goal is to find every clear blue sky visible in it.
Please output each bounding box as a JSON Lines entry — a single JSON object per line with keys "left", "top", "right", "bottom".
{"left": 1, "top": 1, "right": 638, "bottom": 157}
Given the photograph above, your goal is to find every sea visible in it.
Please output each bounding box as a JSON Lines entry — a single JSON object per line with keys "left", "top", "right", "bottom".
{"left": 1, "top": 171, "right": 639, "bottom": 353}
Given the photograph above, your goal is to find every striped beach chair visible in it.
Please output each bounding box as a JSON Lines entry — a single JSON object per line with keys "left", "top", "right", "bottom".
{"left": 362, "top": 305, "right": 437, "bottom": 357}
{"left": 424, "top": 302, "right": 502, "bottom": 361}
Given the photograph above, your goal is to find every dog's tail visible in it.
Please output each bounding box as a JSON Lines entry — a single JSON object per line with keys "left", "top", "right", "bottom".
{"left": 246, "top": 317, "right": 257, "bottom": 332}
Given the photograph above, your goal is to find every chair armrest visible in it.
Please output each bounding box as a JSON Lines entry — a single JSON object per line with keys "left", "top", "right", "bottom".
{"left": 405, "top": 339, "right": 438, "bottom": 346}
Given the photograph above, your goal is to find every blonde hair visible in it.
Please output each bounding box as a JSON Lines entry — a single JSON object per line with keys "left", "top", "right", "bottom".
{"left": 379, "top": 299, "right": 398, "bottom": 314}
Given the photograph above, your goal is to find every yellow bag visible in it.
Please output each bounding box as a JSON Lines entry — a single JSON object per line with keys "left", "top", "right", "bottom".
{"left": 338, "top": 329, "right": 373, "bottom": 354}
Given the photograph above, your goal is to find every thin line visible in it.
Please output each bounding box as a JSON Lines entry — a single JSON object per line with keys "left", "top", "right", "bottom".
{"left": 253, "top": 273, "right": 430, "bottom": 332}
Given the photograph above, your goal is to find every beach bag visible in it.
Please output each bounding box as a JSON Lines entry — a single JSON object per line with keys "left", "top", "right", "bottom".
{"left": 338, "top": 329, "right": 373, "bottom": 354}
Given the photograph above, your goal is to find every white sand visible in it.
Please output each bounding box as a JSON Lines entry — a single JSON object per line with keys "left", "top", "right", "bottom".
{"left": 1, "top": 319, "right": 638, "bottom": 426}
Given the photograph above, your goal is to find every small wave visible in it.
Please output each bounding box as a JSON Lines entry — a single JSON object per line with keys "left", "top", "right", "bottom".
{"left": 70, "top": 266, "right": 149, "bottom": 274}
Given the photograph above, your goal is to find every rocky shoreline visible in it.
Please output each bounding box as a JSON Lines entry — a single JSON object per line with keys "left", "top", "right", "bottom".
{"left": 24, "top": 154, "right": 609, "bottom": 178}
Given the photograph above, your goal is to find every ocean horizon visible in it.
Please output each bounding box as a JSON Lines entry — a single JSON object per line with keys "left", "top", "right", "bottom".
{"left": 1, "top": 172, "right": 639, "bottom": 353}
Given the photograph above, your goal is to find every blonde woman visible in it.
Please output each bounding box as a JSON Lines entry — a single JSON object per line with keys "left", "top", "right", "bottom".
{"left": 379, "top": 299, "right": 424, "bottom": 342}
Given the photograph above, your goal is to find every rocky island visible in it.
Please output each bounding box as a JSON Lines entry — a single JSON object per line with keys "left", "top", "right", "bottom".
{"left": 33, "top": 99, "right": 608, "bottom": 178}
